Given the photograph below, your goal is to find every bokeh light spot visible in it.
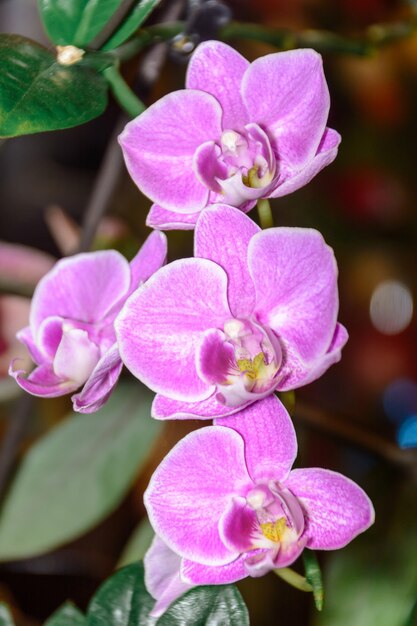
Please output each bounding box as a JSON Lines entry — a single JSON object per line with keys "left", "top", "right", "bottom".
{"left": 370, "top": 280, "right": 413, "bottom": 335}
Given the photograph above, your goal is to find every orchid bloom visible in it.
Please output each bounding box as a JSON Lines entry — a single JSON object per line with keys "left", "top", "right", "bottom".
{"left": 144, "top": 394, "right": 374, "bottom": 617}
{"left": 116, "top": 205, "right": 347, "bottom": 420}
{"left": 119, "top": 41, "right": 340, "bottom": 230}
{"left": 10, "top": 231, "right": 167, "bottom": 413}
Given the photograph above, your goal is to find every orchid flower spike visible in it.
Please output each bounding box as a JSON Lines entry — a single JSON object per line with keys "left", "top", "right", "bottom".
{"left": 116, "top": 205, "right": 347, "bottom": 420}
{"left": 144, "top": 395, "right": 375, "bottom": 617}
{"left": 10, "top": 231, "right": 167, "bottom": 413}
{"left": 119, "top": 41, "right": 341, "bottom": 230}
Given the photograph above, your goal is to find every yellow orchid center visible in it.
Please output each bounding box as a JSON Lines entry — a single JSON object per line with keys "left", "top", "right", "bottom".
{"left": 260, "top": 517, "right": 288, "bottom": 543}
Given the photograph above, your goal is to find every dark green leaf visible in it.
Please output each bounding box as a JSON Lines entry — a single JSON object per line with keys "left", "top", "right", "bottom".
{"left": 38, "top": 0, "right": 127, "bottom": 47}
{"left": 0, "top": 383, "right": 161, "bottom": 560}
{"left": 87, "top": 562, "right": 154, "bottom": 626}
{"left": 0, "top": 604, "right": 15, "bottom": 626}
{"left": 0, "top": 35, "right": 108, "bottom": 137}
{"left": 158, "top": 584, "right": 250, "bottom": 626}
{"left": 102, "top": 0, "right": 162, "bottom": 50}
{"left": 44, "top": 602, "right": 86, "bottom": 625}
{"left": 118, "top": 517, "right": 154, "bottom": 568}
{"left": 303, "top": 550, "right": 324, "bottom": 611}
{"left": 404, "top": 599, "right": 417, "bottom": 626}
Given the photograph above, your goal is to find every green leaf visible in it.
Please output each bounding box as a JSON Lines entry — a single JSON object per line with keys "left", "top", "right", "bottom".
{"left": 102, "top": 0, "right": 162, "bottom": 51}
{"left": 0, "top": 35, "right": 108, "bottom": 137}
{"left": 0, "top": 604, "right": 15, "bottom": 626}
{"left": 303, "top": 550, "right": 324, "bottom": 611}
{"left": 44, "top": 602, "right": 86, "bottom": 625}
{"left": 118, "top": 517, "right": 154, "bottom": 568}
{"left": 87, "top": 562, "right": 154, "bottom": 626}
{"left": 87, "top": 562, "right": 250, "bottom": 626}
{"left": 158, "top": 585, "right": 250, "bottom": 626}
{"left": 38, "top": 0, "right": 128, "bottom": 47}
{"left": 0, "top": 383, "right": 161, "bottom": 560}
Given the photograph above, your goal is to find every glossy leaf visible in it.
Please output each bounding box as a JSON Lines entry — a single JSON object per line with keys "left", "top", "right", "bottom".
{"left": 38, "top": 0, "right": 127, "bottom": 47}
{"left": 44, "top": 603, "right": 86, "bottom": 626}
{"left": 303, "top": 550, "right": 324, "bottom": 611}
{"left": 102, "top": 0, "right": 162, "bottom": 50}
{"left": 0, "top": 383, "right": 161, "bottom": 560}
{"left": 0, "top": 35, "right": 108, "bottom": 137}
{"left": 118, "top": 517, "right": 154, "bottom": 568}
{"left": 0, "top": 604, "right": 15, "bottom": 626}
{"left": 87, "top": 562, "right": 250, "bottom": 626}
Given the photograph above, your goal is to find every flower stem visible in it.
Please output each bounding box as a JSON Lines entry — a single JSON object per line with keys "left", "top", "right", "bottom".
{"left": 257, "top": 198, "right": 273, "bottom": 229}
{"left": 274, "top": 567, "right": 313, "bottom": 592}
{"left": 103, "top": 65, "right": 146, "bottom": 118}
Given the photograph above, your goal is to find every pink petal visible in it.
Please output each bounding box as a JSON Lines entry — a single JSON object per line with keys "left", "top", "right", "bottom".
{"left": 186, "top": 41, "right": 249, "bottom": 130}
{"left": 249, "top": 228, "right": 338, "bottom": 365}
{"left": 219, "top": 496, "right": 258, "bottom": 553}
{"left": 215, "top": 394, "right": 297, "bottom": 484}
{"left": 152, "top": 392, "right": 251, "bottom": 421}
{"left": 285, "top": 468, "right": 375, "bottom": 550}
{"left": 195, "top": 205, "right": 259, "bottom": 317}
{"left": 196, "top": 328, "right": 234, "bottom": 386}
{"left": 16, "top": 325, "right": 45, "bottom": 365}
{"left": 36, "top": 316, "right": 64, "bottom": 360}
{"left": 278, "top": 323, "right": 348, "bottom": 390}
{"left": 71, "top": 343, "right": 123, "bottom": 413}
{"left": 115, "top": 258, "right": 231, "bottom": 402}
{"left": 144, "top": 536, "right": 193, "bottom": 618}
{"left": 129, "top": 230, "right": 167, "bottom": 292}
{"left": 144, "top": 426, "right": 252, "bottom": 566}
{"left": 119, "top": 90, "right": 223, "bottom": 211}
{"left": 53, "top": 328, "right": 100, "bottom": 385}
{"left": 271, "top": 128, "right": 341, "bottom": 199}
{"left": 0, "top": 242, "right": 55, "bottom": 290}
{"left": 193, "top": 141, "right": 228, "bottom": 193}
{"left": 9, "top": 362, "right": 77, "bottom": 397}
{"left": 30, "top": 251, "right": 131, "bottom": 332}
{"left": 242, "top": 49, "right": 330, "bottom": 167}
{"left": 181, "top": 554, "right": 248, "bottom": 585}
{"left": 274, "top": 537, "right": 307, "bottom": 568}
{"left": 146, "top": 204, "right": 199, "bottom": 231}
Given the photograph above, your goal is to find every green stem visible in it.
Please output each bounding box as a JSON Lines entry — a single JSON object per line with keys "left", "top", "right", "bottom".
{"left": 103, "top": 65, "right": 145, "bottom": 118}
{"left": 112, "top": 22, "right": 184, "bottom": 62}
{"left": 257, "top": 198, "right": 273, "bottom": 229}
{"left": 274, "top": 567, "right": 313, "bottom": 592}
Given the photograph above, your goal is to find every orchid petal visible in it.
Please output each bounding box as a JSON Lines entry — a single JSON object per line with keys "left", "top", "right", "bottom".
{"left": 9, "top": 362, "right": 77, "bottom": 397}
{"left": 181, "top": 554, "right": 248, "bottom": 585}
{"left": 249, "top": 228, "right": 338, "bottom": 364}
{"left": 119, "top": 90, "right": 223, "bottom": 211}
{"left": 116, "top": 258, "right": 231, "bottom": 401}
{"left": 216, "top": 394, "right": 297, "bottom": 483}
{"left": 53, "top": 328, "right": 100, "bottom": 386}
{"left": 129, "top": 230, "right": 167, "bottom": 292}
{"left": 30, "top": 251, "right": 131, "bottom": 332}
{"left": 152, "top": 392, "right": 250, "bottom": 421}
{"left": 16, "top": 326, "right": 45, "bottom": 365}
{"left": 242, "top": 49, "right": 330, "bottom": 167}
{"left": 186, "top": 41, "right": 249, "bottom": 130}
{"left": 195, "top": 205, "right": 259, "bottom": 317}
{"left": 144, "top": 426, "right": 251, "bottom": 566}
{"left": 196, "top": 328, "right": 234, "bottom": 386}
{"left": 146, "top": 204, "right": 199, "bottom": 231}
{"left": 286, "top": 468, "right": 375, "bottom": 550}
{"left": 219, "top": 496, "right": 258, "bottom": 553}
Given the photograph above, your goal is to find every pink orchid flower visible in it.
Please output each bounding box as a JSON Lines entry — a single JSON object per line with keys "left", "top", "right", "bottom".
{"left": 119, "top": 41, "right": 340, "bottom": 230}
{"left": 144, "top": 394, "right": 375, "bottom": 617}
{"left": 116, "top": 205, "right": 347, "bottom": 420}
{"left": 10, "top": 231, "right": 167, "bottom": 413}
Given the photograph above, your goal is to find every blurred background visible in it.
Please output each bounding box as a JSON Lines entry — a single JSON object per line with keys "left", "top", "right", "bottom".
{"left": 0, "top": 0, "right": 416, "bottom": 624}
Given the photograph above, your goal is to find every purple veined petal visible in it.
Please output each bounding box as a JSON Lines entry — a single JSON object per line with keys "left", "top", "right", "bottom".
{"left": 152, "top": 392, "right": 252, "bottom": 421}
{"left": 30, "top": 251, "right": 131, "bottom": 333}
{"left": 181, "top": 553, "right": 249, "bottom": 585}
{"left": 146, "top": 204, "right": 199, "bottom": 231}
{"left": 144, "top": 535, "right": 194, "bottom": 618}
{"left": 71, "top": 343, "right": 123, "bottom": 413}
{"left": 196, "top": 328, "right": 234, "bottom": 386}
{"left": 36, "top": 316, "right": 64, "bottom": 360}
{"left": 273, "top": 536, "right": 307, "bottom": 568}
{"left": 128, "top": 230, "right": 167, "bottom": 293}
{"left": 285, "top": 468, "right": 375, "bottom": 550}
{"left": 16, "top": 326, "right": 45, "bottom": 365}
{"left": 144, "top": 426, "right": 252, "bottom": 566}
{"left": 249, "top": 228, "right": 339, "bottom": 365}
{"left": 9, "top": 361, "right": 78, "bottom": 397}
{"left": 271, "top": 128, "right": 341, "bottom": 199}
{"left": 278, "top": 323, "right": 348, "bottom": 391}
{"left": 119, "top": 90, "right": 223, "bottom": 212}
{"left": 215, "top": 394, "right": 297, "bottom": 484}
{"left": 219, "top": 496, "right": 258, "bottom": 553}
{"left": 53, "top": 328, "right": 100, "bottom": 386}
{"left": 115, "top": 258, "right": 231, "bottom": 402}
{"left": 186, "top": 40, "right": 249, "bottom": 130}
{"left": 242, "top": 49, "right": 330, "bottom": 168}
{"left": 195, "top": 204, "right": 259, "bottom": 317}
{"left": 193, "top": 141, "right": 228, "bottom": 193}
